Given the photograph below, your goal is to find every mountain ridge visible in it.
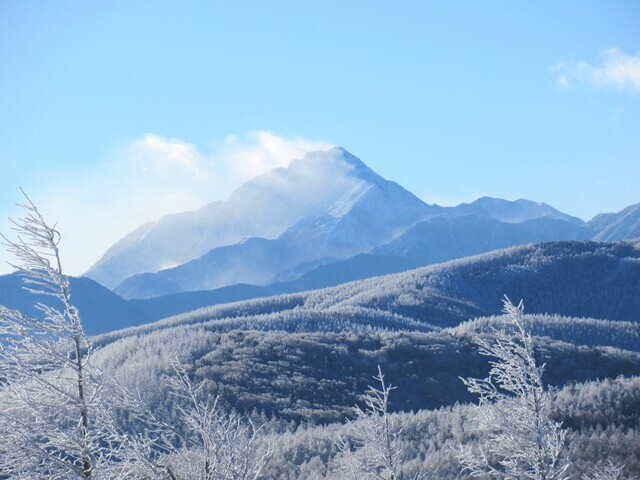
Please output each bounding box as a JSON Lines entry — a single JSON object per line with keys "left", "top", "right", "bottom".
{"left": 586, "top": 202, "right": 640, "bottom": 241}
{"left": 82, "top": 146, "right": 640, "bottom": 306}
{"left": 96, "top": 239, "right": 640, "bottom": 343}
{"left": 0, "top": 273, "right": 148, "bottom": 335}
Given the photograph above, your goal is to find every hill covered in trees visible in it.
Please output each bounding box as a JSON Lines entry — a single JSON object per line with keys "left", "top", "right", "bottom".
{"left": 100, "top": 239, "right": 640, "bottom": 340}
{"left": 81, "top": 238, "right": 640, "bottom": 477}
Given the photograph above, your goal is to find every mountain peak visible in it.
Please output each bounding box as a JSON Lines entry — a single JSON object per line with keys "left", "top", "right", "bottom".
{"left": 299, "top": 146, "right": 376, "bottom": 175}
{"left": 331, "top": 146, "right": 366, "bottom": 166}
{"left": 86, "top": 147, "right": 429, "bottom": 290}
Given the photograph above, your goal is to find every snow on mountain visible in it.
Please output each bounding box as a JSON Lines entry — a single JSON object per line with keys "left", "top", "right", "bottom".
{"left": 87, "top": 147, "right": 436, "bottom": 290}
{"left": 448, "top": 197, "right": 584, "bottom": 224}
{"left": 372, "top": 214, "right": 586, "bottom": 266}
{"left": 87, "top": 144, "right": 638, "bottom": 301}
{"left": 118, "top": 214, "right": 590, "bottom": 311}
{"left": 586, "top": 202, "right": 640, "bottom": 241}
{"left": 114, "top": 149, "right": 438, "bottom": 298}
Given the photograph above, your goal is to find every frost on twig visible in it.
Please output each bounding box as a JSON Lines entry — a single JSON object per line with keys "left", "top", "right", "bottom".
{"left": 584, "top": 461, "right": 637, "bottom": 480}
{"left": 120, "top": 361, "right": 272, "bottom": 480}
{"left": 0, "top": 189, "right": 127, "bottom": 479}
{"left": 458, "top": 296, "right": 571, "bottom": 480}
{"left": 331, "top": 366, "right": 424, "bottom": 480}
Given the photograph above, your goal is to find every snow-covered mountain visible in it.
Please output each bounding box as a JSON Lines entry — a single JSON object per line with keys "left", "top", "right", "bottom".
{"left": 446, "top": 197, "right": 584, "bottom": 224}
{"left": 87, "top": 147, "right": 436, "bottom": 291}
{"left": 371, "top": 214, "right": 586, "bottom": 265}
{"left": 112, "top": 202, "right": 593, "bottom": 300}
{"left": 586, "top": 202, "right": 640, "bottom": 241}
{"left": 86, "top": 146, "right": 640, "bottom": 301}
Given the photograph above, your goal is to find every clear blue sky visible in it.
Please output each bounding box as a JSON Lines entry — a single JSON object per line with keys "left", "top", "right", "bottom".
{"left": 1, "top": 1, "right": 639, "bottom": 275}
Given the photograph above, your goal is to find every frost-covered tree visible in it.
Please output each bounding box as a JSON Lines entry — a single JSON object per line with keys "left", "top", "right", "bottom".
{"left": 0, "top": 192, "right": 273, "bottom": 479}
{"left": 330, "top": 366, "right": 423, "bottom": 480}
{"left": 0, "top": 190, "right": 127, "bottom": 479}
{"left": 458, "top": 296, "right": 571, "bottom": 480}
{"left": 121, "top": 362, "right": 272, "bottom": 480}
{"left": 584, "top": 461, "right": 636, "bottom": 480}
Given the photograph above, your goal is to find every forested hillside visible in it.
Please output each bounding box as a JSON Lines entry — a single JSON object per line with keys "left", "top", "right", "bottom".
{"left": 94, "top": 327, "right": 640, "bottom": 424}
{"left": 104, "top": 239, "right": 640, "bottom": 339}
{"left": 259, "top": 375, "right": 640, "bottom": 479}
{"left": 80, "top": 238, "right": 640, "bottom": 477}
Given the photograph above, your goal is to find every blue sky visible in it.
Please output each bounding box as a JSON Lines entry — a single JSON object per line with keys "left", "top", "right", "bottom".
{"left": 1, "top": 1, "right": 639, "bottom": 274}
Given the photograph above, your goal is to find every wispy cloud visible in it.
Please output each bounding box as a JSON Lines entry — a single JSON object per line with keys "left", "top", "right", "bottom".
{"left": 1, "top": 132, "right": 331, "bottom": 275}
{"left": 552, "top": 48, "right": 640, "bottom": 92}
{"left": 217, "top": 131, "right": 333, "bottom": 183}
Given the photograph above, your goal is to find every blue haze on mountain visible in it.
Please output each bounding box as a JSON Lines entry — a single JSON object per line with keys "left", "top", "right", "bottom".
{"left": 0, "top": 273, "right": 148, "bottom": 335}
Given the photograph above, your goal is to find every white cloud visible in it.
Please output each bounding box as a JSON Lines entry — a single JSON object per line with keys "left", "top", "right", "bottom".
{"left": 552, "top": 48, "right": 640, "bottom": 92}
{"left": 0, "top": 132, "right": 331, "bottom": 276}
{"left": 129, "top": 134, "right": 208, "bottom": 173}
{"left": 218, "top": 131, "right": 332, "bottom": 182}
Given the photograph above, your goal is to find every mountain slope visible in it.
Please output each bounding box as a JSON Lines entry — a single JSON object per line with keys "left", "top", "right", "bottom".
{"left": 125, "top": 217, "right": 588, "bottom": 320}
{"left": 372, "top": 214, "right": 586, "bottom": 266}
{"left": 111, "top": 148, "right": 437, "bottom": 298}
{"left": 586, "top": 202, "right": 640, "bottom": 241}
{"left": 96, "top": 246, "right": 640, "bottom": 421}
{"left": 0, "top": 273, "right": 148, "bottom": 335}
{"left": 85, "top": 145, "right": 639, "bottom": 304}
{"left": 128, "top": 254, "right": 414, "bottom": 322}
{"left": 121, "top": 199, "right": 632, "bottom": 307}
{"left": 87, "top": 147, "right": 435, "bottom": 291}
{"left": 324, "top": 239, "right": 640, "bottom": 327}
{"left": 101, "top": 239, "right": 640, "bottom": 345}
{"left": 94, "top": 328, "right": 640, "bottom": 424}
